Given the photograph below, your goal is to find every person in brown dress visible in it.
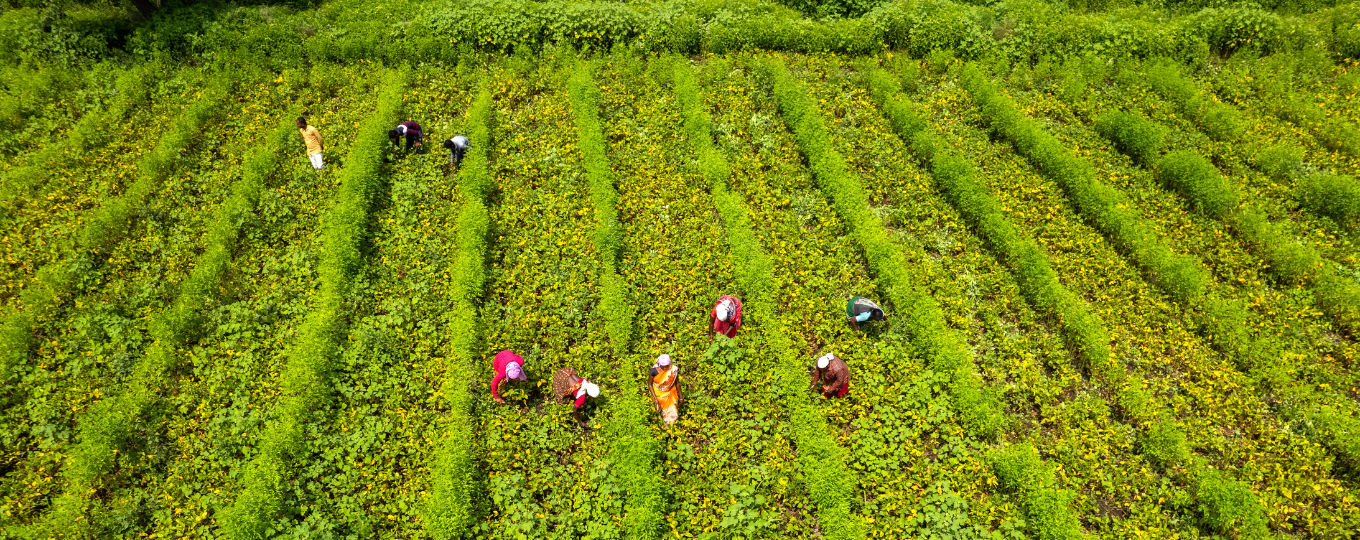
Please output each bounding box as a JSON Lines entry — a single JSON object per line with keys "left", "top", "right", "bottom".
{"left": 552, "top": 367, "right": 600, "bottom": 427}
{"left": 810, "top": 353, "right": 849, "bottom": 398}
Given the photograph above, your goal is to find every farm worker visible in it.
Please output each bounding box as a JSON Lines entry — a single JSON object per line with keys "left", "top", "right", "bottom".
{"left": 846, "top": 296, "right": 886, "bottom": 332}
{"left": 388, "top": 120, "right": 423, "bottom": 153}
{"left": 491, "top": 349, "right": 527, "bottom": 404}
{"left": 444, "top": 135, "right": 471, "bottom": 171}
{"left": 297, "top": 116, "right": 324, "bottom": 170}
{"left": 648, "top": 354, "right": 682, "bottom": 425}
{"left": 552, "top": 367, "right": 600, "bottom": 427}
{"left": 810, "top": 353, "right": 849, "bottom": 398}
{"left": 708, "top": 296, "right": 742, "bottom": 341}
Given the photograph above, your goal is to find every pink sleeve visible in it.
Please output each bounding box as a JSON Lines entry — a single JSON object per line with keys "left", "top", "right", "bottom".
{"left": 492, "top": 372, "right": 506, "bottom": 400}
{"left": 574, "top": 394, "right": 588, "bottom": 409}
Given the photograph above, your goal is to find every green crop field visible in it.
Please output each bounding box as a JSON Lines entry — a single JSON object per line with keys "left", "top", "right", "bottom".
{"left": 1, "top": 0, "right": 1360, "bottom": 538}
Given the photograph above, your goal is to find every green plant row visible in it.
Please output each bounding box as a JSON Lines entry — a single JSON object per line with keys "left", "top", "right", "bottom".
{"left": 423, "top": 83, "right": 493, "bottom": 540}
{"left": 765, "top": 60, "right": 1005, "bottom": 439}
{"left": 960, "top": 65, "right": 1210, "bottom": 305}
{"left": 221, "top": 69, "right": 405, "bottom": 540}
{"left": 962, "top": 66, "right": 1271, "bottom": 538}
{"left": 1297, "top": 173, "right": 1360, "bottom": 226}
{"left": 865, "top": 67, "right": 1104, "bottom": 539}
{"left": 0, "top": 78, "right": 224, "bottom": 383}
{"left": 1264, "top": 83, "right": 1360, "bottom": 156}
{"left": 566, "top": 61, "right": 665, "bottom": 540}
{"left": 1092, "top": 104, "right": 1360, "bottom": 474}
{"left": 0, "top": 63, "right": 155, "bottom": 221}
{"left": 1144, "top": 61, "right": 1246, "bottom": 142}
{"left": 25, "top": 111, "right": 300, "bottom": 537}
{"left": 673, "top": 59, "right": 864, "bottom": 540}
{"left": 1142, "top": 61, "right": 1360, "bottom": 229}
{"left": 1098, "top": 109, "right": 1360, "bottom": 334}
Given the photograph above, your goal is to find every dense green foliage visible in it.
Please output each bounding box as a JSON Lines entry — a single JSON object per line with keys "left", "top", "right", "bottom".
{"left": 221, "top": 70, "right": 404, "bottom": 539}
{"left": 4, "top": 0, "right": 1360, "bottom": 535}
{"left": 424, "top": 84, "right": 494, "bottom": 539}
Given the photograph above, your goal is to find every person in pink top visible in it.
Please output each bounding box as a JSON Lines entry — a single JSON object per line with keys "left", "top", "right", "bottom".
{"left": 491, "top": 350, "right": 528, "bottom": 404}
{"left": 708, "top": 296, "right": 742, "bottom": 341}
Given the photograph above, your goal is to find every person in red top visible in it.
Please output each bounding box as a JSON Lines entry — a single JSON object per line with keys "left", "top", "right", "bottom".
{"left": 708, "top": 296, "right": 742, "bottom": 341}
{"left": 491, "top": 350, "right": 528, "bottom": 404}
{"left": 552, "top": 367, "right": 600, "bottom": 427}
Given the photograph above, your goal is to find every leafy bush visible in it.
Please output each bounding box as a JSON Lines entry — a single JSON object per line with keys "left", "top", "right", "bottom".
{"left": 1094, "top": 110, "right": 1165, "bottom": 166}
{"left": 1254, "top": 143, "right": 1304, "bottom": 180}
{"left": 1196, "top": 469, "right": 1269, "bottom": 539}
{"left": 961, "top": 64, "right": 1210, "bottom": 305}
{"left": 1141, "top": 419, "right": 1191, "bottom": 466}
{"left": 1297, "top": 174, "right": 1360, "bottom": 227}
{"left": 988, "top": 444, "right": 1082, "bottom": 540}
{"left": 1145, "top": 60, "right": 1245, "bottom": 142}
{"left": 1156, "top": 150, "right": 1240, "bottom": 219}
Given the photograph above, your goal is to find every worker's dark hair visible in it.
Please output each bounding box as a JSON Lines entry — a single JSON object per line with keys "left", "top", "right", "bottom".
{"left": 387, "top": 129, "right": 400, "bottom": 141}
{"left": 442, "top": 138, "right": 455, "bottom": 150}
{"left": 296, "top": 116, "right": 307, "bottom": 128}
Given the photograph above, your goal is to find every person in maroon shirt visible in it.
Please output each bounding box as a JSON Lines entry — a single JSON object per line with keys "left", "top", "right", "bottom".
{"left": 387, "top": 120, "right": 423, "bottom": 153}
{"left": 707, "top": 296, "right": 742, "bottom": 341}
{"left": 491, "top": 350, "right": 528, "bottom": 404}
{"left": 810, "top": 353, "right": 849, "bottom": 398}
{"left": 552, "top": 367, "right": 600, "bottom": 427}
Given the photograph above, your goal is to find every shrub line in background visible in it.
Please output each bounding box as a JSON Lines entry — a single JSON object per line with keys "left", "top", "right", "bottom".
{"left": 961, "top": 65, "right": 1270, "bottom": 538}
{"left": 566, "top": 61, "right": 666, "bottom": 540}
{"left": 221, "top": 69, "right": 405, "bottom": 540}
{"left": 423, "top": 83, "right": 494, "bottom": 539}
{"left": 0, "top": 77, "right": 225, "bottom": 383}
{"left": 26, "top": 107, "right": 299, "bottom": 537}
{"left": 675, "top": 59, "right": 865, "bottom": 540}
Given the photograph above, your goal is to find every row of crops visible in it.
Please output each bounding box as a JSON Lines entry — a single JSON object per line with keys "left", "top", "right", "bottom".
{"left": 0, "top": 50, "right": 1357, "bottom": 539}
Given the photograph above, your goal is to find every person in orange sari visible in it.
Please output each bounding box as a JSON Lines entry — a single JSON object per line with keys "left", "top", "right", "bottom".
{"left": 648, "top": 354, "right": 682, "bottom": 425}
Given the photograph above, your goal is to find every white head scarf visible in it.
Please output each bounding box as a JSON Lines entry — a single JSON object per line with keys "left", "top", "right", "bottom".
{"left": 817, "top": 353, "right": 833, "bottom": 369}
{"left": 716, "top": 300, "right": 733, "bottom": 322}
{"left": 654, "top": 354, "right": 672, "bottom": 370}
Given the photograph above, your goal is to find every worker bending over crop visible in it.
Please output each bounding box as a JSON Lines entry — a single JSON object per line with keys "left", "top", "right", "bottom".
{"left": 388, "top": 120, "right": 423, "bottom": 154}
{"left": 810, "top": 353, "right": 849, "bottom": 398}
{"left": 491, "top": 349, "right": 528, "bottom": 404}
{"left": 553, "top": 367, "right": 600, "bottom": 427}
{"left": 647, "top": 354, "right": 682, "bottom": 425}
{"left": 846, "top": 296, "right": 886, "bottom": 332}
{"left": 708, "top": 296, "right": 742, "bottom": 340}
{"left": 444, "top": 135, "right": 471, "bottom": 172}
{"left": 297, "top": 117, "right": 324, "bottom": 170}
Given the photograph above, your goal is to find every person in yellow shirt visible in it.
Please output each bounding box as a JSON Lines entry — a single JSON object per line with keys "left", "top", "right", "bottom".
{"left": 297, "top": 117, "right": 324, "bottom": 170}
